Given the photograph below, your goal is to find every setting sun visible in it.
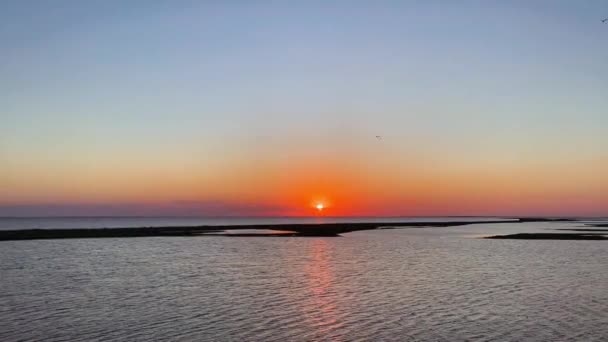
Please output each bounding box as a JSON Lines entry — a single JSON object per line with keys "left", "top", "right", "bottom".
{"left": 315, "top": 203, "right": 324, "bottom": 211}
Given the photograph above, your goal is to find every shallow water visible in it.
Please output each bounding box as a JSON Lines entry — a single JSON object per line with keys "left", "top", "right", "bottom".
{"left": 1, "top": 222, "right": 607, "bottom": 341}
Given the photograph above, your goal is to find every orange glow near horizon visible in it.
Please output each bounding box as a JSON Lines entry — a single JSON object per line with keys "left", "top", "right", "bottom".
{"left": 2, "top": 144, "right": 608, "bottom": 217}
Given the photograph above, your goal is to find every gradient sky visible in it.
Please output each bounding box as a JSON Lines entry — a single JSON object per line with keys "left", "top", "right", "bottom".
{"left": 1, "top": 1, "right": 607, "bottom": 217}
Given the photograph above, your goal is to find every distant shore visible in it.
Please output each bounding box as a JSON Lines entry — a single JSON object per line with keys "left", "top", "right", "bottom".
{"left": 0, "top": 218, "right": 573, "bottom": 241}
{"left": 484, "top": 233, "right": 607, "bottom": 240}
{"left": 482, "top": 222, "right": 608, "bottom": 240}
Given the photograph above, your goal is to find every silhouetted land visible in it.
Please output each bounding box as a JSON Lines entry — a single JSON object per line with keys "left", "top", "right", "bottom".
{"left": 485, "top": 233, "right": 607, "bottom": 240}
{"left": 586, "top": 223, "right": 608, "bottom": 228}
{"left": 556, "top": 228, "right": 608, "bottom": 232}
{"left": 0, "top": 218, "right": 575, "bottom": 241}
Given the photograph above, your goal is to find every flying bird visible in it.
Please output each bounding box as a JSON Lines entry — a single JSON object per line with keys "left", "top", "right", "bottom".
{"left": 375, "top": 135, "right": 382, "bottom": 140}
{"left": 602, "top": 18, "right": 608, "bottom": 23}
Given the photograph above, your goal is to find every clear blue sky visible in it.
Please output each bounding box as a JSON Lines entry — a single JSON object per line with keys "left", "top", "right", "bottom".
{"left": 1, "top": 1, "right": 607, "bottom": 216}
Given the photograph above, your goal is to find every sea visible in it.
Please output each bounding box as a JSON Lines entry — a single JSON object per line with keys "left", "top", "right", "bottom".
{"left": 1, "top": 217, "right": 607, "bottom": 341}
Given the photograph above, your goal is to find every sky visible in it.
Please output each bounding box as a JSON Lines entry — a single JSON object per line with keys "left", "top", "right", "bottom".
{"left": 1, "top": 1, "right": 607, "bottom": 217}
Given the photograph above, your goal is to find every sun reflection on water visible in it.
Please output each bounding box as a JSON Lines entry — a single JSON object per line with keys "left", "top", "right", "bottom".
{"left": 301, "top": 239, "right": 345, "bottom": 338}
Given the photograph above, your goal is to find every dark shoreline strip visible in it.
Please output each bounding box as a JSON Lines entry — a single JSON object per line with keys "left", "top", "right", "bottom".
{"left": 555, "top": 228, "right": 608, "bottom": 232}
{"left": 586, "top": 223, "right": 608, "bottom": 228}
{"left": 485, "top": 233, "right": 607, "bottom": 240}
{"left": 0, "top": 218, "right": 571, "bottom": 241}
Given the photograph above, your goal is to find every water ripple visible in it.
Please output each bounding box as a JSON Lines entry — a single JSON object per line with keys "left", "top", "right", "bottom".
{"left": 1, "top": 223, "right": 607, "bottom": 341}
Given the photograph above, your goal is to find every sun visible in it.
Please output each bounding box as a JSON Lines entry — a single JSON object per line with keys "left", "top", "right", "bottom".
{"left": 310, "top": 198, "right": 330, "bottom": 214}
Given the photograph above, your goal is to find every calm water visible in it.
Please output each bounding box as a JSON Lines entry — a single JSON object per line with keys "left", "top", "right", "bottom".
{"left": 1, "top": 221, "right": 607, "bottom": 341}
